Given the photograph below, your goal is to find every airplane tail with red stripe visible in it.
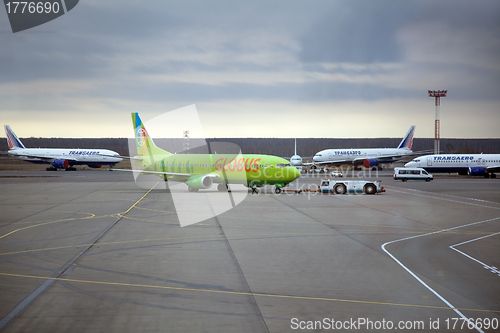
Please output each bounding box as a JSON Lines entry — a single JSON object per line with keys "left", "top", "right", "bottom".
{"left": 397, "top": 126, "right": 415, "bottom": 150}
{"left": 4, "top": 125, "right": 26, "bottom": 150}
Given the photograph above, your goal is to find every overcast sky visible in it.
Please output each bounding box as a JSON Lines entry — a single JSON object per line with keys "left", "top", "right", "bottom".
{"left": 1, "top": 0, "right": 499, "bottom": 139}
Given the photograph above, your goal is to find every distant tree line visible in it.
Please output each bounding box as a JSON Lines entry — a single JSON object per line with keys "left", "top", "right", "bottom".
{"left": 1, "top": 137, "right": 499, "bottom": 160}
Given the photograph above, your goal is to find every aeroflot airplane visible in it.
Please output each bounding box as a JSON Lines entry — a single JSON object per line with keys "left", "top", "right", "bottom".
{"left": 309, "top": 126, "right": 417, "bottom": 168}
{"left": 405, "top": 154, "right": 500, "bottom": 178}
{"left": 3, "top": 125, "right": 122, "bottom": 171}
{"left": 110, "top": 113, "right": 301, "bottom": 193}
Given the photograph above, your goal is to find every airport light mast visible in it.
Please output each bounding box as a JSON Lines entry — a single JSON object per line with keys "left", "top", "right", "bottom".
{"left": 428, "top": 90, "right": 447, "bottom": 155}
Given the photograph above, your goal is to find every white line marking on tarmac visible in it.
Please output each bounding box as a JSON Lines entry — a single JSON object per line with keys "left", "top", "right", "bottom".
{"left": 382, "top": 217, "right": 500, "bottom": 333}
{"left": 450, "top": 232, "right": 500, "bottom": 277}
{"left": 387, "top": 186, "right": 500, "bottom": 205}
{"left": 386, "top": 187, "right": 500, "bottom": 210}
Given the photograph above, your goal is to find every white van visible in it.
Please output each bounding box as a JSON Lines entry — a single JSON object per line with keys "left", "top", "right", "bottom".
{"left": 394, "top": 167, "right": 433, "bottom": 182}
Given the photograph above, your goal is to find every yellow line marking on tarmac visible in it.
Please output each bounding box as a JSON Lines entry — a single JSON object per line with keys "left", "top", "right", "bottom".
{"left": 51, "top": 183, "right": 161, "bottom": 276}
{"left": 2, "top": 211, "right": 96, "bottom": 225}
{"left": 0, "top": 227, "right": 494, "bottom": 257}
{"left": 120, "top": 205, "right": 438, "bottom": 232}
{"left": 0, "top": 232, "right": 329, "bottom": 256}
{"left": 121, "top": 184, "right": 160, "bottom": 215}
{"left": 113, "top": 212, "right": 493, "bottom": 238}
{"left": 0, "top": 271, "right": 497, "bottom": 314}
{"left": 217, "top": 214, "right": 439, "bottom": 230}
{"left": 0, "top": 215, "right": 97, "bottom": 240}
{"left": 0, "top": 182, "right": 158, "bottom": 242}
{"left": 130, "top": 206, "right": 177, "bottom": 214}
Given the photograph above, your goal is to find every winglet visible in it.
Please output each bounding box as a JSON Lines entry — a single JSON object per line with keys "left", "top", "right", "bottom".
{"left": 4, "top": 125, "right": 26, "bottom": 150}
{"left": 397, "top": 126, "right": 415, "bottom": 150}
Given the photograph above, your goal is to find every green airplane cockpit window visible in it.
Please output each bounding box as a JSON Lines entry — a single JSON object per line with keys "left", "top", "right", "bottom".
{"left": 276, "top": 163, "right": 292, "bottom": 168}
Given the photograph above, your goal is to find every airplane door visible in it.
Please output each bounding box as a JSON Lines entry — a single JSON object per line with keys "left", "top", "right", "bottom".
{"left": 477, "top": 158, "right": 482, "bottom": 165}
{"left": 264, "top": 160, "right": 270, "bottom": 175}
{"left": 427, "top": 157, "right": 432, "bottom": 166}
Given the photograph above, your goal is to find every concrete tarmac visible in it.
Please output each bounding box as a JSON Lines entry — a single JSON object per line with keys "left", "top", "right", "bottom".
{"left": 0, "top": 170, "right": 499, "bottom": 332}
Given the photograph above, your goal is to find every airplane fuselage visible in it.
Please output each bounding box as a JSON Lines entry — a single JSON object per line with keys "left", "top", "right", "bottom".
{"left": 308, "top": 125, "right": 416, "bottom": 168}
{"left": 8, "top": 148, "right": 122, "bottom": 167}
{"left": 313, "top": 148, "right": 413, "bottom": 165}
{"left": 405, "top": 154, "right": 500, "bottom": 176}
{"left": 138, "top": 153, "right": 300, "bottom": 187}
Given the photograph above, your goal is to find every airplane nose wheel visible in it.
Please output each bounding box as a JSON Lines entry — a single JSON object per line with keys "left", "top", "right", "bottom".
{"left": 274, "top": 187, "right": 282, "bottom": 194}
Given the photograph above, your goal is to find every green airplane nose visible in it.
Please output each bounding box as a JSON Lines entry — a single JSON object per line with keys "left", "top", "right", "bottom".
{"left": 289, "top": 166, "right": 301, "bottom": 181}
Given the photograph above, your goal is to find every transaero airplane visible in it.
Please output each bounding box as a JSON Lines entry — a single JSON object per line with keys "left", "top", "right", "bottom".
{"left": 110, "top": 113, "right": 301, "bottom": 194}
{"left": 3, "top": 125, "right": 122, "bottom": 171}
{"left": 308, "top": 126, "right": 417, "bottom": 168}
{"left": 405, "top": 154, "right": 500, "bottom": 178}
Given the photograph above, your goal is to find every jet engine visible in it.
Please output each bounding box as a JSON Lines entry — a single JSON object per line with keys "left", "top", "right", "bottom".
{"left": 87, "top": 164, "right": 102, "bottom": 169}
{"left": 186, "top": 174, "right": 213, "bottom": 190}
{"left": 53, "top": 159, "right": 69, "bottom": 169}
{"left": 363, "top": 158, "right": 379, "bottom": 168}
{"left": 468, "top": 167, "right": 487, "bottom": 176}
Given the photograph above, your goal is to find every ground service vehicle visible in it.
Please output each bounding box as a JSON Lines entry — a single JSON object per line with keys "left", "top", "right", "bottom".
{"left": 319, "top": 179, "right": 383, "bottom": 194}
{"left": 394, "top": 167, "right": 433, "bottom": 182}
{"left": 330, "top": 170, "right": 343, "bottom": 177}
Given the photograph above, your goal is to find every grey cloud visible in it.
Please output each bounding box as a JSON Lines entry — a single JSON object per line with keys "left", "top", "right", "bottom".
{"left": 298, "top": 1, "right": 420, "bottom": 64}
{"left": 1, "top": 0, "right": 499, "bottom": 108}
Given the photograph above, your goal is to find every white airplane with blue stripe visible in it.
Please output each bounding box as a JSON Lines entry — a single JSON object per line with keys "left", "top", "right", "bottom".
{"left": 308, "top": 126, "right": 417, "bottom": 168}
{"left": 3, "top": 125, "right": 122, "bottom": 171}
{"left": 405, "top": 154, "right": 500, "bottom": 178}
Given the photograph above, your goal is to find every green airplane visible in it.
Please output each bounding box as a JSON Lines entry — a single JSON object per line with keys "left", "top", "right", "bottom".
{"left": 112, "top": 113, "right": 301, "bottom": 194}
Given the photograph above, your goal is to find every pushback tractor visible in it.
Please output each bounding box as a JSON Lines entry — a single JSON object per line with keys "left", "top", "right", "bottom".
{"left": 319, "top": 179, "right": 384, "bottom": 195}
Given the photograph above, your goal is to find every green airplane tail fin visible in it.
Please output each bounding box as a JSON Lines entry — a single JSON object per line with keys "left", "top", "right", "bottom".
{"left": 131, "top": 113, "right": 170, "bottom": 157}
